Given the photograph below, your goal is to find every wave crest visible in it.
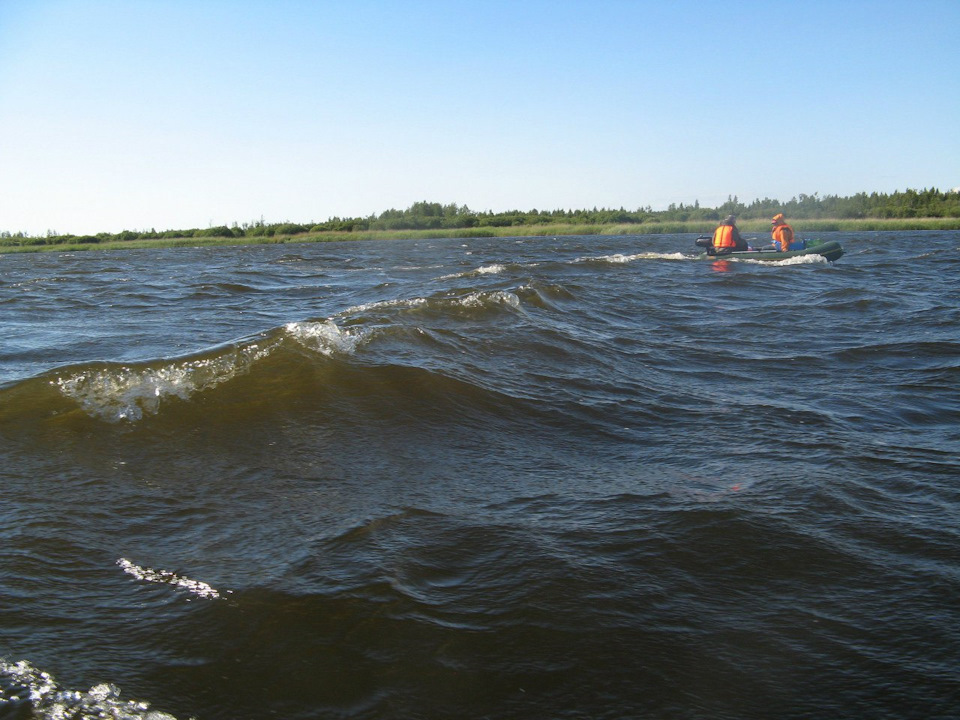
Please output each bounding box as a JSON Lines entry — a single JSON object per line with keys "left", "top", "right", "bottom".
{"left": 577, "top": 252, "right": 690, "bottom": 264}
{"left": 0, "top": 658, "right": 181, "bottom": 720}
{"left": 4, "top": 283, "right": 532, "bottom": 428}
{"left": 284, "top": 320, "right": 363, "bottom": 356}
{"left": 118, "top": 558, "right": 223, "bottom": 600}
{"left": 54, "top": 341, "right": 276, "bottom": 422}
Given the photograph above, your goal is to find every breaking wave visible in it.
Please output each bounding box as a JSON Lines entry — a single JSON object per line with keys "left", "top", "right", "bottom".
{"left": 0, "top": 659, "right": 184, "bottom": 720}
{"left": 437, "top": 262, "right": 516, "bottom": 280}
{"left": 117, "top": 558, "right": 225, "bottom": 600}
{"left": 53, "top": 340, "right": 279, "bottom": 422}
{"left": 0, "top": 286, "right": 529, "bottom": 427}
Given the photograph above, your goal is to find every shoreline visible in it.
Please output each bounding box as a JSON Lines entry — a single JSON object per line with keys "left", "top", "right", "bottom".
{"left": 2, "top": 217, "right": 958, "bottom": 255}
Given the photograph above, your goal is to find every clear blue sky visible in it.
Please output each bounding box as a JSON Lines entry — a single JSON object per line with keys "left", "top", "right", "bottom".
{"left": 2, "top": 0, "right": 958, "bottom": 235}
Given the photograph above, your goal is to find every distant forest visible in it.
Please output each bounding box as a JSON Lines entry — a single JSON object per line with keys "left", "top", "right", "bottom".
{"left": 3, "top": 187, "right": 959, "bottom": 247}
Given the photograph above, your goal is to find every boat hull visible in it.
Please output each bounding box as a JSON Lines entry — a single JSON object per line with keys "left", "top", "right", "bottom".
{"left": 699, "top": 240, "right": 844, "bottom": 262}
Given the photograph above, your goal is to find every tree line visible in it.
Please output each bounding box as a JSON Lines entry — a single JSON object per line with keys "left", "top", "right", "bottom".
{"left": 3, "top": 187, "right": 958, "bottom": 247}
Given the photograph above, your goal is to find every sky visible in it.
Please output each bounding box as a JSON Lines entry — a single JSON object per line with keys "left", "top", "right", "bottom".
{"left": 1, "top": 0, "right": 958, "bottom": 236}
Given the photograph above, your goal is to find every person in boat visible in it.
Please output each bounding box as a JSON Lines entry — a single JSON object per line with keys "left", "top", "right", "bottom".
{"left": 771, "top": 213, "right": 804, "bottom": 251}
{"left": 711, "top": 215, "right": 748, "bottom": 254}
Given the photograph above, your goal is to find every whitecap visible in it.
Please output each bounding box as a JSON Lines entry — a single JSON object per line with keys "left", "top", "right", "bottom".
{"left": 437, "top": 263, "right": 507, "bottom": 280}
{"left": 458, "top": 290, "right": 520, "bottom": 309}
{"left": 476, "top": 263, "right": 506, "bottom": 274}
{"left": 54, "top": 343, "right": 274, "bottom": 422}
{"left": 284, "top": 319, "right": 361, "bottom": 356}
{"left": 343, "top": 297, "right": 428, "bottom": 314}
{"left": 0, "top": 658, "right": 183, "bottom": 720}
{"left": 117, "top": 558, "right": 222, "bottom": 600}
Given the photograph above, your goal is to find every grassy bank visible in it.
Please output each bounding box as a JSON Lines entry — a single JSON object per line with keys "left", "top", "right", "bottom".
{"left": 2, "top": 217, "right": 959, "bottom": 255}
{"left": 737, "top": 217, "right": 960, "bottom": 233}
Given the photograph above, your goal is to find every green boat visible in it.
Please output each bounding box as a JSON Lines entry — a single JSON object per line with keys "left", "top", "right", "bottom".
{"left": 696, "top": 238, "right": 844, "bottom": 262}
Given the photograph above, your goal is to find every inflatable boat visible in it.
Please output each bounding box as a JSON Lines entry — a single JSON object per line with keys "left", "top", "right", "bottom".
{"left": 695, "top": 238, "right": 844, "bottom": 262}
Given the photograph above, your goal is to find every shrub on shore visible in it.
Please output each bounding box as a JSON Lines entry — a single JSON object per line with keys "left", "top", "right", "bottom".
{"left": 4, "top": 188, "right": 959, "bottom": 252}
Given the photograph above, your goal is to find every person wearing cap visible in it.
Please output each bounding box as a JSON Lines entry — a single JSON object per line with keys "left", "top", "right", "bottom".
{"left": 771, "top": 213, "right": 802, "bottom": 251}
{"left": 711, "top": 215, "right": 748, "bottom": 253}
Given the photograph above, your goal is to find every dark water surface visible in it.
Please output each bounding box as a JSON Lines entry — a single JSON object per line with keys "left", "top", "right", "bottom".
{"left": 1, "top": 232, "right": 958, "bottom": 719}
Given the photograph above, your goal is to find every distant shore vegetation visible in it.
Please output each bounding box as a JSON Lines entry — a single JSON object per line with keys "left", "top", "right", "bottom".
{"left": 3, "top": 188, "right": 959, "bottom": 253}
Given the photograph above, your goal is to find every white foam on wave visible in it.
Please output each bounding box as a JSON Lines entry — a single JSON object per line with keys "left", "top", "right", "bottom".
{"left": 54, "top": 343, "right": 275, "bottom": 422}
{"left": 0, "top": 658, "right": 184, "bottom": 720}
{"left": 578, "top": 252, "right": 690, "bottom": 263}
{"left": 344, "top": 289, "right": 519, "bottom": 314}
{"left": 477, "top": 263, "right": 506, "bottom": 274}
{"left": 117, "top": 558, "right": 223, "bottom": 600}
{"left": 284, "top": 319, "right": 362, "bottom": 355}
{"left": 458, "top": 290, "right": 521, "bottom": 309}
{"left": 344, "top": 297, "right": 429, "bottom": 314}
{"left": 740, "top": 253, "right": 827, "bottom": 266}
{"left": 437, "top": 263, "right": 508, "bottom": 280}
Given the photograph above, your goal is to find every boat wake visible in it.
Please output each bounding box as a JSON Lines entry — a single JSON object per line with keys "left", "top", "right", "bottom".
{"left": 577, "top": 251, "right": 690, "bottom": 264}
{"left": 739, "top": 254, "right": 828, "bottom": 266}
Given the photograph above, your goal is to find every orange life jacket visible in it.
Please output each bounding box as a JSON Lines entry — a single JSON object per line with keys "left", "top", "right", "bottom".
{"left": 772, "top": 222, "right": 795, "bottom": 251}
{"left": 713, "top": 225, "right": 736, "bottom": 249}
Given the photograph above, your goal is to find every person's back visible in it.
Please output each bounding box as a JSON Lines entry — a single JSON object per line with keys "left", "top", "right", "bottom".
{"left": 712, "top": 215, "right": 747, "bottom": 253}
{"left": 771, "top": 213, "right": 804, "bottom": 251}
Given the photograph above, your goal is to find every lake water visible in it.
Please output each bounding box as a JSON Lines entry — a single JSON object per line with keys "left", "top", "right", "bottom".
{"left": 1, "top": 231, "right": 958, "bottom": 719}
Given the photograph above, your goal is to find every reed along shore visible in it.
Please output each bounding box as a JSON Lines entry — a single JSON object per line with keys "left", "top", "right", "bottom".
{"left": 2, "top": 217, "right": 959, "bottom": 254}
